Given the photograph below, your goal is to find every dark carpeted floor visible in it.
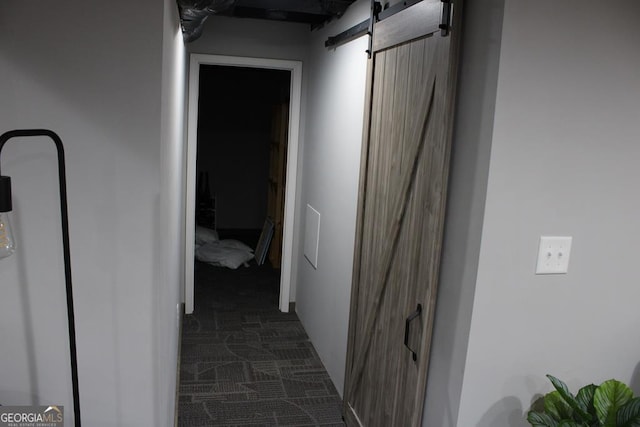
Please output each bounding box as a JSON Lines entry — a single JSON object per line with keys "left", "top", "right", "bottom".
{"left": 178, "top": 258, "right": 345, "bottom": 427}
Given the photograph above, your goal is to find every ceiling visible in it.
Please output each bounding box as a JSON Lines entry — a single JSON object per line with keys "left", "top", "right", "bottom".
{"left": 178, "top": 0, "right": 358, "bottom": 42}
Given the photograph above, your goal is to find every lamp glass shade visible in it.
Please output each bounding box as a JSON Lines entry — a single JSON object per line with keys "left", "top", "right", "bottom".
{"left": 0, "top": 212, "right": 15, "bottom": 259}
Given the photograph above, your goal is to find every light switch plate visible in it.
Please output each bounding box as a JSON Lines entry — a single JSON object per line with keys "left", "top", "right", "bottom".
{"left": 536, "top": 236, "right": 572, "bottom": 274}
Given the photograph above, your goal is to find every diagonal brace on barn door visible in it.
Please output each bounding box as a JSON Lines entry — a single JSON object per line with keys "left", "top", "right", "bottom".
{"left": 346, "top": 77, "right": 437, "bottom": 399}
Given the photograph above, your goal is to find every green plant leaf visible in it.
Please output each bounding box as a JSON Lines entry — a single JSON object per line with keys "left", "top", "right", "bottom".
{"left": 576, "top": 384, "right": 597, "bottom": 421}
{"left": 547, "top": 375, "right": 591, "bottom": 421}
{"left": 617, "top": 397, "right": 640, "bottom": 427}
{"left": 545, "top": 391, "right": 574, "bottom": 420}
{"left": 594, "top": 379, "right": 634, "bottom": 426}
{"left": 527, "top": 411, "right": 559, "bottom": 427}
{"left": 557, "top": 421, "right": 582, "bottom": 427}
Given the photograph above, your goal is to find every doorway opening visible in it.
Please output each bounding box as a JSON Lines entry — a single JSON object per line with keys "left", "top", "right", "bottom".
{"left": 185, "top": 54, "right": 302, "bottom": 314}
{"left": 195, "top": 65, "right": 289, "bottom": 311}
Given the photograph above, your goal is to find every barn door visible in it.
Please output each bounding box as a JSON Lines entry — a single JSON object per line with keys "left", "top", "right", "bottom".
{"left": 343, "top": 1, "right": 461, "bottom": 426}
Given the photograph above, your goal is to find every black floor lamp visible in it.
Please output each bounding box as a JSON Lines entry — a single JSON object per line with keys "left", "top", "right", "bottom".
{"left": 0, "top": 129, "right": 81, "bottom": 427}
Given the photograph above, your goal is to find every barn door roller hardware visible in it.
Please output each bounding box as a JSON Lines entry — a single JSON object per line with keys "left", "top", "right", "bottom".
{"left": 439, "top": 0, "right": 452, "bottom": 36}
{"left": 365, "top": 0, "right": 382, "bottom": 58}
{"left": 325, "top": 0, "right": 452, "bottom": 52}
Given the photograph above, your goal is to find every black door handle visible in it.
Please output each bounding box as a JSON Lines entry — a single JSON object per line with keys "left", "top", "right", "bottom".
{"left": 404, "top": 303, "right": 422, "bottom": 361}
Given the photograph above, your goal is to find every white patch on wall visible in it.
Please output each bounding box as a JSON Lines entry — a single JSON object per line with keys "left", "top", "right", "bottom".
{"left": 304, "top": 204, "right": 321, "bottom": 269}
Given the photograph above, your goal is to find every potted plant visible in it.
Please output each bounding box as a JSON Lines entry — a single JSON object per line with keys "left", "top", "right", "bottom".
{"left": 527, "top": 374, "right": 640, "bottom": 426}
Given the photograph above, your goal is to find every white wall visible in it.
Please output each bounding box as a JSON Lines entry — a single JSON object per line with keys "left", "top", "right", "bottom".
{"left": 452, "top": 1, "right": 640, "bottom": 425}
{"left": 0, "top": 0, "right": 184, "bottom": 425}
{"left": 158, "top": 0, "right": 187, "bottom": 425}
{"left": 188, "top": 16, "right": 310, "bottom": 62}
{"left": 294, "top": 0, "right": 369, "bottom": 395}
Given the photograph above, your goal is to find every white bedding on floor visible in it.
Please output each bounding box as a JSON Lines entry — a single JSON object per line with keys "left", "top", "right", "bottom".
{"left": 194, "top": 226, "right": 255, "bottom": 269}
{"left": 195, "top": 225, "right": 219, "bottom": 246}
{"left": 195, "top": 241, "right": 255, "bottom": 269}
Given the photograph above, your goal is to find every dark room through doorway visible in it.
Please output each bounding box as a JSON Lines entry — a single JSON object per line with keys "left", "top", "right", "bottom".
{"left": 193, "top": 65, "right": 291, "bottom": 312}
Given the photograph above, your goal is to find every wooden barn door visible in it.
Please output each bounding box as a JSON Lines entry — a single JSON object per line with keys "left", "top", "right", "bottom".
{"left": 343, "top": 1, "right": 461, "bottom": 426}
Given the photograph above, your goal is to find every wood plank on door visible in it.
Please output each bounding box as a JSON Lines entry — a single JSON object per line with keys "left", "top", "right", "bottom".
{"left": 343, "top": 1, "right": 462, "bottom": 425}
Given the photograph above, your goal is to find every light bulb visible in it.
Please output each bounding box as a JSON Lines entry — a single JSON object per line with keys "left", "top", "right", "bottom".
{"left": 0, "top": 175, "right": 14, "bottom": 259}
{"left": 0, "top": 211, "right": 15, "bottom": 259}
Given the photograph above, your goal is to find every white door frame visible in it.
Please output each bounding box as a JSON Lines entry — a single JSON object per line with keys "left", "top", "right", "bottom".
{"left": 185, "top": 53, "right": 302, "bottom": 314}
